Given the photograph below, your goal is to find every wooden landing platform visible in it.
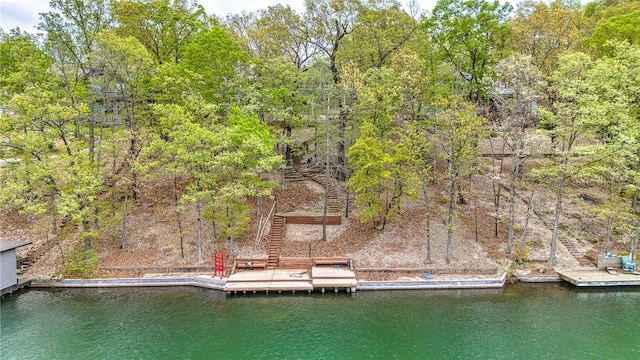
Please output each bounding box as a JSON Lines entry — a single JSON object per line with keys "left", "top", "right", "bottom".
{"left": 312, "top": 266, "right": 357, "bottom": 291}
{"left": 225, "top": 267, "right": 356, "bottom": 293}
{"left": 557, "top": 269, "right": 640, "bottom": 287}
{"left": 281, "top": 215, "right": 341, "bottom": 225}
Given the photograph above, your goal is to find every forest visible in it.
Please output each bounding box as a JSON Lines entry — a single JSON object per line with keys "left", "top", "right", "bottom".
{"left": 1, "top": 0, "right": 639, "bottom": 276}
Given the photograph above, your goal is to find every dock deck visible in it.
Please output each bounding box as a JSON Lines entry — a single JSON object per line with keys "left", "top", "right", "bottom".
{"left": 1, "top": 278, "right": 31, "bottom": 296}
{"left": 225, "top": 267, "right": 357, "bottom": 293}
{"left": 557, "top": 269, "right": 640, "bottom": 287}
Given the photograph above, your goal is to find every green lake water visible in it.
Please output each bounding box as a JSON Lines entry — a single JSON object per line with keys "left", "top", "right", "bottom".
{"left": 1, "top": 283, "right": 640, "bottom": 359}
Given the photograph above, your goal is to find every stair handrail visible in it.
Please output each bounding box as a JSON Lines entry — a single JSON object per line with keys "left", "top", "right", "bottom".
{"left": 255, "top": 200, "right": 277, "bottom": 250}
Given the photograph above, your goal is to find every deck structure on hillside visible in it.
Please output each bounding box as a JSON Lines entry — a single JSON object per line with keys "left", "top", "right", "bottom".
{"left": 557, "top": 269, "right": 640, "bottom": 287}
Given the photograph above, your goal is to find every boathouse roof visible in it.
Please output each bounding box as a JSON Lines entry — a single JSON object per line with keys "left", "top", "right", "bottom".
{"left": 0, "top": 239, "right": 32, "bottom": 252}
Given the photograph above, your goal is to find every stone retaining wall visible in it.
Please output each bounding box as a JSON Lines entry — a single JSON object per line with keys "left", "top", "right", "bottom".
{"left": 357, "top": 274, "right": 506, "bottom": 290}
{"left": 30, "top": 277, "right": 225, "bottom": 291}
{"left": 29, "top": 273, "right": 508, "bottom": 292}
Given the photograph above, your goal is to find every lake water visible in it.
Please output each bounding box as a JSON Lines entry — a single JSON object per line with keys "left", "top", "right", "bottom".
{"left": 2, "top": 283, "right": 640, "bottom": 359}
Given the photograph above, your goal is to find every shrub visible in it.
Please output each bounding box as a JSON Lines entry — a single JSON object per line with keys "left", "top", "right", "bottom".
{"left": 62, "top": 249, "right": 99, "bottom": 278}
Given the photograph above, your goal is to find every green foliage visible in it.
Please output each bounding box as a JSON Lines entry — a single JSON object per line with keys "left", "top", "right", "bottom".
{"left": 424, "top": 0, "right": 512, "bottom": 102}
{"left": 7, "top": 0, "right": 640, "bottom": 269}
{"left": 139, "top": 100, "right": 281, "bottom": 245}
{"left": 583, "top": 0, "right": 640, "bottom": 56}
{"left": 347, "top": 121, "right": 393, "bottom": 225}
{"left": 431, "top": 96, "right": 486, "bottom": 177}
{"left": 347, "top": 121, "right": 417, "bottom": 229}
{"left": 338, "top": 2, "right": 418, "bottom": 71}
{"left": 62, "top": 249, "right": 99, "bottom": 278}
{"left": 513, "top": 241, "right": 530, "bottom": 265}
{"left": 0, "top": 30, "right": 53, "bottom": 96}
{"left": 181, "top": 26, "right": 248, "bottom": 104}
{"left": 112, "top": 0, "right": 210, "bottom": 64}
{"left": 507, "top": 0, "right": 583, "bottom": 76}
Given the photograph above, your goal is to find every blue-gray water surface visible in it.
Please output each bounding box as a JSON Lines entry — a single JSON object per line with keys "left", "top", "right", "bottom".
{"left": 2, "top": 283, "right": 640, "bottom": 359}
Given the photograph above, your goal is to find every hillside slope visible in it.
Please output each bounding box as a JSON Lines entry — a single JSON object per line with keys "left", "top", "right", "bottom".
{"left": 1, "top": 157, "right": 625, "bottom": 280}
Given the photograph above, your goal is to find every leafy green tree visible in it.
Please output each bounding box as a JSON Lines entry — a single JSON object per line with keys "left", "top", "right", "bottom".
{"left": 180, "top": 26, "right": 248, "bottom": 106}
{"left": 0, "top": 30, "right": 52, "bottom": 97}
{"left": 584, "top": 42, "right": 640, "bottom": 259}
{"left": 140, "top": 100, "right": 280, "bottom": 262}
{"left": 347, "top": 121, "right": 416, "bottom": 229}
{"left": 213, "top": 107, "right": 281, "bottom": 257}
{"left": 338, "top": 1, "right": 418, "bottom": 71}
{"left": 402, "top": 122, "right": 434, "bottom": 262}
{"left": 536, "top": 52, "right": 595, "bottom": 265}
{"left": 39, "top": 0, "right": 111, "bottom": 72}
{"left": 39, "top": 0, "right": 112, "bottom": 167}
{"left": 89, "top": 31, "right": 155, "bottom": 247}
{"left": 1, "top": 81, "right": 103, "bottom": 251}
{"left": 141, "top": 100, "right": 220, "bottom": 262}
{"left": 1, "top": 1, "right": 117, "bottom": 254}
{"left": 305, "top": 0, "right": 361, "bottom": 84}
{"left": 430, "top": 96, "right": 486, "bottom": 263}
{"left": 356, "top": 67, "right": 401, "bottom": 135}
{"left": 254, "top": 57, "right": 309, "bottom": 165}
{"left": 491, "top": 54, "right": 544, "bottom": 254}
{"left": 507, "top": 0, "right": 583, "bottom": 77}
{"left": 305, "top": 0, "right": 362, "bottom": 180}
{"left": 224, "top": 6, "right": 316, "bottom": 166}
{"left": 249, "top": 5, "right": 315, "bottom": 70}
{"left": 389, "top": 49, "right": 431, "bottom": 123}
{"left": 583, "top": 0, "right": 640, "bottom": 56}
{"left": 112, "top": 0, "right": 209, "bottom": 64}
{"left": 424, "top": 0, "right": 512, "bottom": 103}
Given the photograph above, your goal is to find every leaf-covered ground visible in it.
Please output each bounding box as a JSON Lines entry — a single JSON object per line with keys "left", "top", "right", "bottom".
{"left": 3, "top": 163, "right": 625, "bottom": 281}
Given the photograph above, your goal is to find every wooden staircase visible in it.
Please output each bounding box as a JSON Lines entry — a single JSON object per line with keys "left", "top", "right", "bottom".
{"left": 18, "top": 214, "right": 77, "bottom": 272}
{"left": 558, "top": 235, "right": 593, "bottom": 267}
{"left": 267, "top": 216, "right": 285, "bottom": 268}
{"left": 262, "top": 165, "right": 343, "bottom": 269}
{"left": 520, "top": 194, "right": 593, "bottom": 267}
{"left": 297, "top": 167, "right": 341, "bottom": 214}
{"left": 283, "top": 166, "right": 305, "bottom": 182}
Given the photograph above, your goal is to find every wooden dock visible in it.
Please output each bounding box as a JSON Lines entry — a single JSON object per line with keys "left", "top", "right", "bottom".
{"left": 225, "top": 266, "right": 357, "bottom": 294}
{"left": 557, "top": 269, "right": 640, "bottom": 287}
{"left": 1, "top": 278, "right": 31, "bottom": 297}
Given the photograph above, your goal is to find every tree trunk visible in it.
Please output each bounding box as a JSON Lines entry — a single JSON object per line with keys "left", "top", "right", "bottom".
{"left": 88, "top": 116, "right": 95, "bottom": 162}
{"left": 605, "top": 216, "right": 613, "bottom": 254}
{"left": 631, "top": 191, "right": 639, "bottom": 263}
{"left": 336, "top": 107, "right": 347, "bottom": 181}
{"left": 229, "top": 234, "right": 235, "bottom": 262}
{"left": 492, "top": 180, "right": 501, "bottom": 238}
{"left": 227, "top": 206, "right": 235, "bottom": 261}
{"left": 285, "top": 124, "right": 292, "bottom": 165}
{"left": 423, "top": 183, "right": 432, "bottom": 263}
{"left": 550, "top": 167, "right": 566, "bottom": 265}
{"left": 605, "top": 177, "right": 614, "bottom": 254}
{"left": 520, "top": 193, "right": 533, "bottom": 260}
{"left": 507, "top": 171, "right": 516, "bottom": 254}
{"left": 632, "top": 218, "right": 640, "bottom": 264}
{"left": 345, "top": 190, "right": 350, "bottom": 219}
{"left": 49, "top": 194, "right": 58, "bottom": 236}
{"left": 446, "top": 177, "right": 455, "bottom": 264}
{"left": 322, "top": 183, "right": 328, "bottom": 241}
{"left": 173, "top": 176, "right": 185, "bottom": 258}
{"left": 474, "top": 199, "right": 478, "bottom": 243}
{"left": 121, "top": 187, "right": 128, "bottom": 250}
{"left": 506, "top": 133, "right": 519, "bottom": 253}
{"left": 196, "top": 200, "right": 203, "bottom": 263}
